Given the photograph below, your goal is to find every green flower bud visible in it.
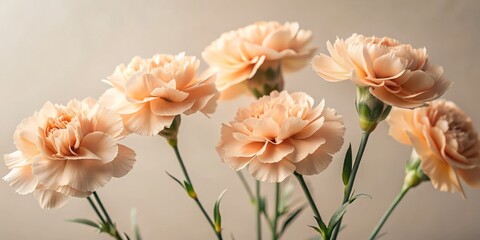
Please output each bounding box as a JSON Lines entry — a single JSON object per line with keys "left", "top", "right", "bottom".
{"left": 247, "top": 63, "right": 284, "bottom": 98}
{"left": 159, "top": 115, "right": 181, "bottom": 147}
{"left": 355, "top": 87, "right": 391, "bottom": 133}
{"left": 403, "top": 150, "right": 430, "bottom": 190}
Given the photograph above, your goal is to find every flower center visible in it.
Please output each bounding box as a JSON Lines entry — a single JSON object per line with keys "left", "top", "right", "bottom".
{"left": 45, "top": 114, "right": 73, "bottom": 137}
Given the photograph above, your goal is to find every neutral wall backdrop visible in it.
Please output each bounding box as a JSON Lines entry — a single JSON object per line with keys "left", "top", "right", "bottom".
{"left": 1, "top": 0, "right": 479, "bottom": 239}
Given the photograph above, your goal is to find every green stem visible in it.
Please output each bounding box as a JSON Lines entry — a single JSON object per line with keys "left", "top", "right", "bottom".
{"left": 369, "top": 186, "right": 410, "bottom": 239}
{"left": 170, "top": 141, "right": 223, "bottom": 240}
{"left": 87, "top": 196, "right": 106, "bottom": 225}
{"left": 237, "top": 170, "right": 255, "bottom": 202}
{"left": 331, "top": 132, "right": 370, "bottom": 240}
{"left": 93, "top": 192, "right": 123, "bottom": 240}
{"left": 271, "top": 183, "right": 280, "bottom": 240}
{"left": 294, "top": 172, "right": 326, "bottom": 238}
{"left": 256, "top": 180, "right": 263, "bottom": 240}
{"left": 236, "top": 171, "right": 273, "bottom": 228}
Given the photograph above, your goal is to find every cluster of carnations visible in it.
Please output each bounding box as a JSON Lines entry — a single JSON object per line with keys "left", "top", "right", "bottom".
{"left": 4, "top": 21, "right": 479, "bottom": 240}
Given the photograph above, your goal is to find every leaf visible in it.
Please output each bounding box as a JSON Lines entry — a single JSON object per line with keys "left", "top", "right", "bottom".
{"left": 213, "top": 189, "right": 228, "bottom": 233}
{"left": 349, "top": 193, "right": 372, "bottom": 204}
{"left": 327, "top": 202, "right": 349, "bottom": 232}
{"left": 342, "top": 144, "right": 353, "bottom": 186}
{"left": 279, "top": 206, "right": 306, "bottom": 236}
{"left": 124, "top": 233, "right": 131, "bottom": 240}
{"left": 309, "top": 225, "right": 322, "bottom": 233}
{"left": 67, "top": 218, "right": 100, "bottom": 229}
{"left": 131, "top": 208, "right": 142, "bottom": 240}
{"left": 314, "top": 216, "right": 328, "bottom": 235}
{"left": 326, "top": 193, "right": 372, "bottom": 236}
{"left": 165, "top": 171, "right": 185, "bottom": 189}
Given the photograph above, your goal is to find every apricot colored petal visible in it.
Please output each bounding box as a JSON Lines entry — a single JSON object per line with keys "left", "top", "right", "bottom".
{"left": 34, "top": 189, "right": 69, "bottom": 209}
{"left": 62, "top": 160, "right": 112, "bottom": 192}
{"left": 311, "top": 54, "right": 351, "bottom": 82}
{"left": 150, "top": 87, "right": 189, "bottom": 102}
{"left": 256, "top": 142, "right": 294, "bottom": 163}
{"left": 248, "top": 159, "right": 295, "bottom": 183}
{"left": 124, "top": 105, "right": 173, "bottom": 136}
{"left": 294, "top": 149, "right": 332, "bottom": 175}
{"left": 458, "top": 167, "right": 480, "bottom": 188}
{"left": 150, "top": 97, "right": 195, "bottom": 116}
{"left": 77, "top": 132, "right": 119, "bottom": 164}
{"left": 286, "top": 138, "right": 325, "bottom": 163}
{"left": 99, "top": 88, "right": 143, "bottom": 115}
{"left": 4, "top": 151, "right": 29, "bottom": 169}
{"left": 110, "top": 144, "right": 136, "bottom": 178}
{"left": 3, "top": 166, "right": 38, "bottom": 195}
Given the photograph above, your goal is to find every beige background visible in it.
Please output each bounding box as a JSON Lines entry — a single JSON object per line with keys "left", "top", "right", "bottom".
{"left": 0, "top": 0, "right": 479, "bottom": 239}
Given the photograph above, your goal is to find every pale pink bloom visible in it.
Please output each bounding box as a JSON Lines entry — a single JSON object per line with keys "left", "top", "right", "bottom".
{"left": 99, "top": 53, "right": 219, "bottom": 136}
{"left": 217, "top": 91, "right": 345, "bottom": 182}
{"left": 3, "top": 98, "right": 136, "bottom": 209}
{"left": 312, "top": 34, "right": 451, "bottom": 108}
{"left": 387, "top": 100, "right": 480, "bottom": 195}
{"left": 203, "top": 21, "right": 316, "bottom": 99}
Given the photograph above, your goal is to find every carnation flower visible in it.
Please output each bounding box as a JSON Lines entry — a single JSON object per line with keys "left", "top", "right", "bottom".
{"left": 312, "top": 34, "right": 451, "bottom": 109}
{"left": 99, "top": 53, "right": 219, "bottom": 136}
{"left": 203, "top": 21, "right": 316, "bottom": 99}
{"left": 387, "top": 100, "right": 480, "bottom": 194}
{"left": 3, "top": 98, "right": 136, "bottom": 209}
{"left": 217, "top": 91, "right": 345, "bottom": 182}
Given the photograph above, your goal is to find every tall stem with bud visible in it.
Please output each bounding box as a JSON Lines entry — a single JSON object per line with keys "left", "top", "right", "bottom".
{"left": 331, "top": 87, "right": 391, "bottom": 240}
{"left": 369, "top": 151, "right": 429, "bottom": 239}
{"left": 160, "top": 116, "right": 223, "bottom": 240}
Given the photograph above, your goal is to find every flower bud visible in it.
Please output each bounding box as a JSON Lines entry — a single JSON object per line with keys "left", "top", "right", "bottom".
{"left": 159, "top": 115, "right": 181, "bottom": 147}
{"left": 403, "top": 150, "right": 430, "bottom": 190}
{"left": 355, "top": 87, "right": 391, "bottom": 133}
{"left": 247, "top": 62, "right": 284, "bottom": 98}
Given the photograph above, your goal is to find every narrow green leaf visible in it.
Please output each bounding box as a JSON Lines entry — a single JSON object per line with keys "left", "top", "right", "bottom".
{"left": 124, "top": 233, "right": 131, "bottom": 240}
{"left": 131, "top": 208, "right": 142, "bottom": 240}
{"left": 327, "top": 202, "right": 350, "bottom": 232}
{"left": 314, "top": 216, "right": 328, "bottom": 234}
{"left": 213, "top": 189, "right": 228, "bottom": 233}
{"left": 309, "top": 225, "right": 322, "bottom": 233}
{"left": 342, "top": 144, "right": 353, "bottom": 186}
{"left": 279, "top": 206, "right": 306, "bottom": 236}
{"left": 67, "top": 218, "right": 100, "bottom": 229}
{"left": 349, "top": 193, "right": 372, "bottom": 204}
{"left": 326, "top": 193, "right": 372, "bottom": 236}
{"left": 165, "top": 171, "right": 185, "bottom": 189}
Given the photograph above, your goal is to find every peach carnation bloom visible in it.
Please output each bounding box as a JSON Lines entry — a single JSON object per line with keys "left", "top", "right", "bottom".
{"left": 3, "top": 98, "right": 136, "bottom": 209}
{"left": 312, "top": 34, "right": 451, "bottom": 108}
{"left": 387, "top": 100, "right": 480, "bottom": 194}
{"left": 99, "top": 53, "right": 219, "bottom": 136}
{"left": 217, "top": 91, "right": 345, "bottom": 182}
{"left": 202, "top": 21, "right": 316, "bottom": 99}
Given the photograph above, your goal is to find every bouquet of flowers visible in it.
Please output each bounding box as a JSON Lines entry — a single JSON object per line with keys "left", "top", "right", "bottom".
{"left": 4, "top": 21, "right": 479, "bottom": 240}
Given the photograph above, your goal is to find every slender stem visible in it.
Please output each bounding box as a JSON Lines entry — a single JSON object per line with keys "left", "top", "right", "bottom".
{"left": 236, "top": 171, "right": 273, "bottom": 228}
{"left": 172, "top": 144, "right": 192, "bottom": 184}
{"left": 237, "top": 170, "right": 255, "bottom": 202}
{"left": 170, "top": 142, "right": 223, "bottom": 240}
{"left": 256, "top": 180, "right": 263, "bottom": 240}
{"left": 369, "top": 186, "right": 410, "bottom": 239}
{"left": 331, "top": 132, "right": 370, "bottom": 240}
{"left": 294, "top": 173, "right": 325, "bottom": 233}
{"left": 93, "top": 192, "right": 123, "bottom": 240}
{"left": 87, "top": 196, "right": 106, "bottom": 225}
{"left": 271, "top": 183, "right": 280, "bottom": 240}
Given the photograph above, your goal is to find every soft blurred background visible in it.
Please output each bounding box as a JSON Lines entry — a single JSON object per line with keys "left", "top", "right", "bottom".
{"left": 0, "top": 0, "right": 479, "bottom": 239}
